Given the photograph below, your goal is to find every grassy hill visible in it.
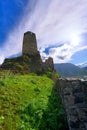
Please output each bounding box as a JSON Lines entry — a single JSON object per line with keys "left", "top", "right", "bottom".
{"left": 0, "top": 71, "right": 68, "bottom": 130}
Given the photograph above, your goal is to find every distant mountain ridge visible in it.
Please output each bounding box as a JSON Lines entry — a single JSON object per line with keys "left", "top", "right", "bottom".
{"left": 78, "top": 61, "right": 87, "bottom": 68}
{"left": 54, "top": 63, "right": 87, "bottom": 78}
{"left": 82, "top": 67, "right": 87, "bottom": 71}
{"left": 77, "top": 61, "right": 87, "bottom": 71}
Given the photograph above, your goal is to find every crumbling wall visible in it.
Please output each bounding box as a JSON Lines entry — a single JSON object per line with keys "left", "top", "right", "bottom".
{"left": 55, "top": 78, "right": 87, "bottom": 130}
{"left": 43, "top": 57, "right": 54, "bottom": 71}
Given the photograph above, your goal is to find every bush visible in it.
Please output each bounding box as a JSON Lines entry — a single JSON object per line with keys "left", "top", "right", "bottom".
{"left": 45, "top": 71, "right": 52, "bottom": 78}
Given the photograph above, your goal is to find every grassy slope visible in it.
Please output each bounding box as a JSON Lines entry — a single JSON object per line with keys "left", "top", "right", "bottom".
{"left": 0, "top": 72, "right": 68, "bottom": 130}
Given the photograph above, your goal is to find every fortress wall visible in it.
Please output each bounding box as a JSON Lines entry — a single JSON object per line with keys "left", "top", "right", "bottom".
{"left": 55, "top": 78, "right": 87, "bottom": 130}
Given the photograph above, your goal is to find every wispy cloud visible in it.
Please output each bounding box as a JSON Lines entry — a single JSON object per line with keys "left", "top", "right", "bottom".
{"left": 0, "top": 0, "right": 87, "bottom": 64}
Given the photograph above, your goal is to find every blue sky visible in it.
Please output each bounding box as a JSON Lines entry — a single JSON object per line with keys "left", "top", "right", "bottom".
{"left": 0, "top": 0, "right": 87, "bottom": 64}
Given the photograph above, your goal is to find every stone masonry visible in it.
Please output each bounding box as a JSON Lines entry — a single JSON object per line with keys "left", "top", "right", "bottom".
{"left": 22, "top": 31, "right": 38, "bottom": 55}
{"left": 43, "top": 57, "right": 54, "bottom": 71}
{"left": 1, "top": 31, "right": 54, "bottom": 74}
{"left": 55, "top": 78, "right": 87, "bottom": 130}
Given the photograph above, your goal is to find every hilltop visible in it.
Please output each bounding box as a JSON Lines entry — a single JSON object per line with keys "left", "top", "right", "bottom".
{"left": 0, "top": 31, "right": 68, "bottom": 130}
{"left": 1, "top": 31, "right": 54, "bottom": 75}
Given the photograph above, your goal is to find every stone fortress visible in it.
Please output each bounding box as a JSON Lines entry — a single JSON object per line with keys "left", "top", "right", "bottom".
{"left": 1, "top": 31, "right": 54, "bottom": 74}
{"left": 1, "top": 31, "right": 87, "bottom": 130}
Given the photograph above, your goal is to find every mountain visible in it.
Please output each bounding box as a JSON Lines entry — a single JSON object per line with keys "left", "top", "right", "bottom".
{"left": 54, "top": 63, "right": 87, "bottom": 78}
{"left": 77, "top": 61, "right": 87, "bottom": 71}
{"left": 82, "top": 67, "right": 87, "bottom": 71}
{"left": 78, "top": 61, "right": 87, "bottom": 68}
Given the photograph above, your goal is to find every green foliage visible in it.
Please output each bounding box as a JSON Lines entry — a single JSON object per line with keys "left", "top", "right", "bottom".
{"left": 0, "top": 116, "right": 4, "bottom": 125}
{"left": 14, "top": 63, "right": 24, "bottom": 70}
{"left": 0, "top": 70, "right": 12, "bottom": 78}
{"left": 0, "top": 72, "right": 68, "bottom": 130}
{"left": 39, "top": 91, "right": 67, "bottom": 130}
{"left": 54, "top": 73, "right": 60, "bottom": 78}
{"left": 45, "top": 69, "right": 52, "bottom": 78}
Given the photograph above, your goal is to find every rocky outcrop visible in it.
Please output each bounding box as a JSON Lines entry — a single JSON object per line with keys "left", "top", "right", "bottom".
{"left": 55, "top": 78, "right": 87, "bottom": 130}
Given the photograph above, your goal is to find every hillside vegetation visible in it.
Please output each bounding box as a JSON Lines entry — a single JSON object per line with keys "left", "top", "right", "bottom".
{"left": 0, "top": 71, "right": 68, "bottom": 130}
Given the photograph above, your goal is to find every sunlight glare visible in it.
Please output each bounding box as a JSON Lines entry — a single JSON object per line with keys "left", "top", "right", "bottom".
{"left": 70, "top": 33, "right": 80, "bottom": 46}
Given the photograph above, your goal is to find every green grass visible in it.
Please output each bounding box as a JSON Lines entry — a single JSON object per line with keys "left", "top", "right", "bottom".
{"left": 0, "top": 72, "right": 68, "bottom": 130}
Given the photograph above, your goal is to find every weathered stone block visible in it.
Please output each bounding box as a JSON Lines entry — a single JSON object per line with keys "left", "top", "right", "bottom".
{"left": 57, "top": 78, "right": 87, "bottom": 130}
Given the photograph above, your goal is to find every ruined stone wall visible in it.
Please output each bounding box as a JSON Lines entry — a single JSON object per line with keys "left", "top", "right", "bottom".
{"left": 43, "top": 57, "right": 54, "bottom": 71}
{"left": 22, "top": 31, "right": 38, "bottom": 55}
{"left": 55, "top": 78, "right": 87, "bottom": 130}
{"left": 1, "top": 31, "right": 54, "bottom": 75}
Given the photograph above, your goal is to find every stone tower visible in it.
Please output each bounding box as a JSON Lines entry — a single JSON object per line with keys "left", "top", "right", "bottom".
{"left": 22, "top": 31, "right": 38, "bottom": 55}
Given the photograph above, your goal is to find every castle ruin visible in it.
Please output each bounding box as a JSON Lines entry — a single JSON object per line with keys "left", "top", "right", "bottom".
{"left": 1, "top": 31, "right": 54, "bottom": 74}
{"left": 22, "top": 31, "right": 38, "bottom": 55}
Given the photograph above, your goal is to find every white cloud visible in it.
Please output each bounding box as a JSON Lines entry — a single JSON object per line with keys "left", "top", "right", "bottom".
{"left": 0, "top": 0, "right": 87, "bottom": 64}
